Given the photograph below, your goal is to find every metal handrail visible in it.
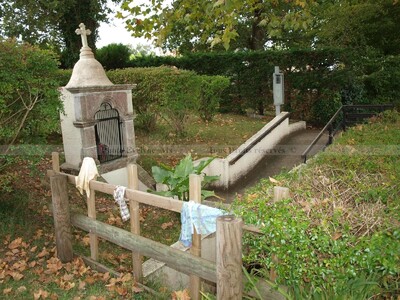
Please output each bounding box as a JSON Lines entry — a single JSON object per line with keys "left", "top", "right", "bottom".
{"left": 301, "top": 103, "right": 394, "bottom": 163}
{"left": 301, "top": 106, "right": 344, "bottom": 163}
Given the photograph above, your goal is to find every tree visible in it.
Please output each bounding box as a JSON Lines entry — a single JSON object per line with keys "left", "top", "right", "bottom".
{"left": 96, "top": 43, "right": 132, "bottom": 70}
{"left": 117, "top": 0, "right": 317, "bottom": 53}
{"left": 0, "top": 0, "right": 119, "bottom": 67}
{"left": 313, "top": 0, "right": 400, "bottom": 56}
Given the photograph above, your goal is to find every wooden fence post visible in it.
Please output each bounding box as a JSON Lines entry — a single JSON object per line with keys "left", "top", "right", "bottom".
{"left": 216, "top": 215, "right": 243, "bottom": 300}
{"left": 52, "top": 152, "right": 60, "bottom": 172}
{"left": 127, "top": 164, "right": 143, "bottom": 282}
{"left": 273, "top": 186, "right": 290, "bottom": 202}
{"left": 88, "top": 187, "right": 98, "bottom": 260}
{"left": 50, "top": 174, "right": 73, "bottom": 263}
{"left": 189, "top": 174, "right": 202, "bottom": 300}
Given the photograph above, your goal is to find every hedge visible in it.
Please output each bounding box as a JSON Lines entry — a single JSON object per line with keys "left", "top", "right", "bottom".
{"left": 127, "top": 50, "right": 354, "bottom": 124}
{"left": 107, "top": 67, "right": 229, "bottom": 134}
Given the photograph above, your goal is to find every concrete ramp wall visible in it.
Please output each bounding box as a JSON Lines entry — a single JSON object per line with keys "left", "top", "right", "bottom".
{"left": 198, "top": 112, "right": 306, "bottom": 188}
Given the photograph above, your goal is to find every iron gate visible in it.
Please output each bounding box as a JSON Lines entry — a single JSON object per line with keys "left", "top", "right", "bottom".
{"left": 94, "top": 102, "right": 124, "bottom": 163}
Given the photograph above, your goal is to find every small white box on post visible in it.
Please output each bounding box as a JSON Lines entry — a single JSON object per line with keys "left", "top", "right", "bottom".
{"left": 273, "top": 66, "right": 284, "bottom": 116}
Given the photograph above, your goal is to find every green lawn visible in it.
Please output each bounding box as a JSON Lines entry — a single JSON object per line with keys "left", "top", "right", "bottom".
{"left": 135, "top": 113, "right": 269, "bottom": 172}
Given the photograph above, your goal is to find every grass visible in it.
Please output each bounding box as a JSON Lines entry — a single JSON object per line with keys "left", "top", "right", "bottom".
{"left": 135, "top": 113, "right": 269, "bottom": 172}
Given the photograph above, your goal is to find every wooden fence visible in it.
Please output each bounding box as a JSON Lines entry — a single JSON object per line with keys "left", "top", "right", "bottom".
{"left": 48, "top": 152, "right": 245, "bottom": 300}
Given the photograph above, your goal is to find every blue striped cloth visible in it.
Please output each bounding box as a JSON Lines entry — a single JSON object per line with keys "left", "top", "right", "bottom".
{"left": 179, "top": 201, "right": 227, "bottom": 247}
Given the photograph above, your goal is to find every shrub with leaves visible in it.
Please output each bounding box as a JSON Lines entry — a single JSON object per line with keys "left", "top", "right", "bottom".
{"left": 0, "top": 39, "right": 62, "bottom": 193}
{"left": 0, "top": 39, "right": 62, "bottom": 148}
{"left": 96, "top": 43, "right": 132, "bottom": 70}
{"left": 107, "top": 67, "right": 229, "bottom": 135}
{"left": 151, "top": 154, "right": 219, "bottom": 201}
{"left": 198, "top": 75, "right": 230, "bottom": 121}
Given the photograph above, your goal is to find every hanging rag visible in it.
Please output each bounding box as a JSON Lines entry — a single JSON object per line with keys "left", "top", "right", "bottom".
{"left": 179, "top": 201, "right": 227, "bottom": 247}
{"left": 113, "top": 186, "right": 130, "bottom": 222}
{"left": 75, "top": 157, "right": 99, "bottom": 198}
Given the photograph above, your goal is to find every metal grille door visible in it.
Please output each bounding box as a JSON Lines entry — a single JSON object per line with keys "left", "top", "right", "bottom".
{"left": 94, "top": 103, "right": 124, "bottom": 163}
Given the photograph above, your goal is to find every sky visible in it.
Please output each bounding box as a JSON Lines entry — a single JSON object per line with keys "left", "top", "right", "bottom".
{"left": 96, "top": 2, "right": 153, "bottom": 50}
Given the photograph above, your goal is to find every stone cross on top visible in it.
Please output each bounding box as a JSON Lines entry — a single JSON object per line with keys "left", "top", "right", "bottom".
{"left": 75, "top": 23, "right": 91, "bottom": 48}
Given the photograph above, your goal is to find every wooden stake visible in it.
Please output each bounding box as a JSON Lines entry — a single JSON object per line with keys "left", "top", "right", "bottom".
{"left": 189, "top": 174, "right": 202, "bottom": 300}
{"left": 52, "top": 152, "right": 60, "bottom": 172}
{"left": 273, "top": 186, "right": 290, "bottom": 202}
{"left": 127, "top": 164, "right": 143, "bottom": 282}
{"left": 50, "top": 174, "right": 73, "bottom": 262}
{"left": 216, "top": 215, "right": 243, "bottom": 300}
{"left": 87, "top": 188, "right": 98, "bottom": 260}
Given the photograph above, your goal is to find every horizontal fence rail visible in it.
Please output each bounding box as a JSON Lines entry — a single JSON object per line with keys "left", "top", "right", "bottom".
{"left": 48, "top": 154, "right": 254, "bottom": 300}
{"left": 71, "top": 213, "right": 217, "bottom": 283}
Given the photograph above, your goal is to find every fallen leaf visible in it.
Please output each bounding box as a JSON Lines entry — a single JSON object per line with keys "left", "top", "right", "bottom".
{"left": 8, "top": 237, "right": 23, "bottom": 250}
{"left": 116, "top": 286, "right": 128, "bottom": 296}
{"left": 10, "top": 271, "right": 24, "bottom": 281}
{"left": 37, "top": 248, "right": 49, "bottom": 258}
{"left": 82, "top": 236, "right": 90, "bottom": 246}
{"left": 16, "top": 286, "right": 27, "bottom": 293}
{"left": 172, "top": 289, "right": 191, "bottom": 300}
{"left": 269, "top": 177, "right": 280, "bottom": 184}
{"left": 132, "top": 285, "right": 143, "bottom": 293}
{"left": 50, "top": 294, "right": 59, "bottom": 300}
{"left": 78, "top": 280, "right": 86, "bottom": 290}
{"left": 34, "top": 289, "right": 49, "bottom": 299}
{"left": 332, "top": 232, "right": 342, "bottom": 241}
{"left": 85, "top": 276, "right": 96, "bottom": 284}
{"left": 121, "top": 273, "right": 132, "bottom": 282}
{"left": 3, "top": 288, "right": 12, "bottom": 295}
{"left": 161, "top": 222, "right": 174, "bottom": 230}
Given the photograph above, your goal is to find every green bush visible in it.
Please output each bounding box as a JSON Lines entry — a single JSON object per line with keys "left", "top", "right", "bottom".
{"left": 107, "top": 67, "right": 229, "bottom": 135}
{"left": 198, "top": 75, "right": 230, "bottom": 121}
{"left": 311, "top": 91, "right": 342, "bottom": 125}
{"left": 96, "top": 43, "right": 132, "bottom": 70}
{"left": 362, "top": 55, "right": 400, "bottom": 107}
{"left": 0, "top": 38, "right": 62, "bottom": 146}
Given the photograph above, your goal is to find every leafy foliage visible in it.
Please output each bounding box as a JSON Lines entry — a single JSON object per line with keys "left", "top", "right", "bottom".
{"left": 0, "top": 0, "right": 119, "bottom": 68}
{"left": 118, "top": 0, "right": 317, "bottom": 52}
{"left": 314, "top": 0, "right": 400, "bottom": 56}
{"left": 0, "top": 39, "right": 63, "bottom": 192}
{"left": 198, "top": 75, "right": 230, "bottom": 121}
{"left": 95, "top": 43, "right": 132, "bottom": 70}
{"left": 127, "top": 49, "right": 355, "bottom": 123}
{"left": 0, "top": 39, "right": 62, "bottom": 147}
{"left": 151, "top": 155, "right": 219, "bottom": 201}
{"left": 107, "top": 67, "right": 229, "bottom": 134}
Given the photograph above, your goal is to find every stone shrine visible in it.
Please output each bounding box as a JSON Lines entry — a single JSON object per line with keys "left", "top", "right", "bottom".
{"left": 60, "top": 23, "right": 137, "bottom": 173}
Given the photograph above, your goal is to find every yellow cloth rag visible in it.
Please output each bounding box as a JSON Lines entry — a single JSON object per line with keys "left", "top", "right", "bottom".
{"left": 75, "top": 157, "right": 99, "bottom": 198}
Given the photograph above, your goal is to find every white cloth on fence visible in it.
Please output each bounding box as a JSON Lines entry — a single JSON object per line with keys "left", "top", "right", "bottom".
{"left": 75, "top": 157, "right": 99, "bottom": 198}
{"left": 113, "top": 186, "right": 130, "bottom": 222}
{"left": 179, "top": 200, "right": 227, "bottom": 247}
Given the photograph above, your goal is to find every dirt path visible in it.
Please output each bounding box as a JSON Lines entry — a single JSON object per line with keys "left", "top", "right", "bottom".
{"left": 213, "top": 128, "right": 329, "bottom": 203}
